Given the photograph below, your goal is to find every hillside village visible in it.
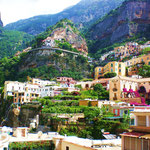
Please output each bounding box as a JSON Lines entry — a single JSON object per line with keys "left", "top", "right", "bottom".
{"left": 1, "top": 0, "right": 150, "bottom": 150}
{"left": 1, "top": 40, "right": 150, "bottom": 149}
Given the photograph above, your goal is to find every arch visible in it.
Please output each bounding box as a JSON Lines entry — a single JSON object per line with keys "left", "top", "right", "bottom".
{"left": 139, "top": 86, "right": 146, "bottom": 93}
{"left": 85, "top": 84, "right": 89, "bottom": 89}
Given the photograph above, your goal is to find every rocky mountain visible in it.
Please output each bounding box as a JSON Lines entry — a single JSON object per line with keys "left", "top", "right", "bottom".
{"left": 32, "top": 19, "right": 88, "bottom": 54}
{"left": 87, "top": 0, "right": 150, "bottom": 54}
{"left": 4, "top": 0, "right": 124, "bottom": 35}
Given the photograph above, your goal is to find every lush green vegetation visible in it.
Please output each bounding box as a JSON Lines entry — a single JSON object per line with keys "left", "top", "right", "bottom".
{"left": 140, "top": 47, "right": 150, "bottom": 55}
{"left": 138, "top": 65, "right": 150, "bottom": 77}
{"left": 103, "top": 72, "right": 117, "bottom": 78}
{"left": 9, "top": 141, "right": 55, "bottom": 150}
{"left": 55, "top": 40, "right": 79, "bottom": 53}
{"left": 0, "top": 52, "right": 91, "bottom": 86}
{"left": 0, "top": 28, "right": 33, "bottom": 59}
{"left": 93, "top": 84, "right": 109, "bottom": 100}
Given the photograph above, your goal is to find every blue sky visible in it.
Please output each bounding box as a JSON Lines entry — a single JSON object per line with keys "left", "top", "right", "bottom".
{"left": 0, "top": 0, "right": 81, "bottom": 25}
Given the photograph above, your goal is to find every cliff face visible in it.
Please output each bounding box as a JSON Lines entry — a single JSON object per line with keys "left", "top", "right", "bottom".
{"left": 5, "top": 0, "right": 124, "bottom": 35}
{"left": 87, "top": 0, "right": 150, "bottom": 53}
{"left": 46, "top": 24, "right": 88, "bottom": 54}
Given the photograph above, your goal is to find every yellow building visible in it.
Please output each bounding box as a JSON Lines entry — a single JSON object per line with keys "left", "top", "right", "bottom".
{"left": 125, "top": 54, "right": 150, "bottom": 76}
{"left": 95, "top": 61, "right": 126, "bottom": 79}
{"left": 125, "top": 54, "right": 150, "bottom": 67}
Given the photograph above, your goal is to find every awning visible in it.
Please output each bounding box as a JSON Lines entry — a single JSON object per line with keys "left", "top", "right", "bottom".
{"left": 141, "top": 134, "right": 150, "bottom": 139}
{"left": 120, "top": 132, "right": 146, "bottom": 138}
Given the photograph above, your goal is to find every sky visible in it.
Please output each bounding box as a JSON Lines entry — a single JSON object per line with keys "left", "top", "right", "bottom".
{"left": 0, "top": 0, "right": 81, "bottom": 26}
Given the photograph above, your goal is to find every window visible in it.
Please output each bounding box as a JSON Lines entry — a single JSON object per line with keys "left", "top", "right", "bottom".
{"left": 115, "top": 110, "right": 118, "bottom": 115}
{"left": 124, "top": 110, "right": 128, "bottom": 114}
{"left": 111, "top": 68, "right": 113, "bottom": 72}
{"left": 119, "top": 69, "right": 121, "bottom": 72}
{"left": 111, "top": 63, "right": 113, "bottom": 67}
{"left": 66, "top": 146, "right": 69, "bottom": 150}
{"left": 149, "top": 61, "right": 150, "bottom": 65}
{"left": 99, "top": 68, "right": 101, "bottom": 71}
{"left": 119, "top": 64, "right": 121, "bottom": 67}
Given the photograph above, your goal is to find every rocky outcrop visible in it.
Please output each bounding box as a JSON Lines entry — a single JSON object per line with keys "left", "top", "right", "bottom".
{"left": 3, "top": 105, "right": 40, "bottom": 127}
{"left": 87, "top": 0, "right": 150, "bottom": 52}
{"left": 43, "top": 22, "right": 88, "bottom": 54}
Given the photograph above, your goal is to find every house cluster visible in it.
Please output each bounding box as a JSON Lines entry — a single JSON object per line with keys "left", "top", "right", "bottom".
{"left": 4, "top": 77, "right": 77, "bottom": 104}
{"left": 100, "top": 41, "right": 150, "bottom": 61}
{"left": 95, "top": 54, "right": 150, "bottom": 79}
{"left": 0, "top": 126, "right": 121, "bottom": 150}
{"left": 113, "top": 42, "right": 141, "bottom": 60}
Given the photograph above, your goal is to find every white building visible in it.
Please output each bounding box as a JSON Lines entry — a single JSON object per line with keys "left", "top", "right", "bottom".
{"left": 31, "top": 78, "right": 56, "bottom": 86}
{"left": 4, "top": 81, "right": 41, "bottom": 103}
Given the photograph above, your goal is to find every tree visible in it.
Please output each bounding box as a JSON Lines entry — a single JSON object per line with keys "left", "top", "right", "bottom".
{"left": 104, "top": 72, "right": 117, "bottom": 78}
{"left": 93, "top": 84, "right": 109, "bottom": 100}
{"left": 93, "top": 84, "right": 105, "bottom": 92}
{"left": 138, "top": 65, "right": 150, "bottom": 77}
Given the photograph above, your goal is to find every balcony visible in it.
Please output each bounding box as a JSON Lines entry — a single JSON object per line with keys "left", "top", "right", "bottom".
{"left": 120, "top": 97, "right": 141, "bottom": 103}
{"left": 130, "top": 126, "right": 150, "bottom": 133}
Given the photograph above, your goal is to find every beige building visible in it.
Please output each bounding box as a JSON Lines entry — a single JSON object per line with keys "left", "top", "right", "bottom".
{"left": 77, "top": 78, "right": 110, "bottom": 90}
{"left": 53, "top": 136, "right": 121, "bottom": 150}
{"left": 125, "top": 54, "right": 150, "bottom": 67}
{"left": 109, "top": 76, "right": 150, "bottom": 103}
{"left": 95, "top": 61, "right": 126, "bottom": 79}
{"left": 121, "top": 108, "right": 150, "bottom": 150}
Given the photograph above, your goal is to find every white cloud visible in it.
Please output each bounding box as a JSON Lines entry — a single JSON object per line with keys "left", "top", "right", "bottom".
{"left": 0, "top": 0, "right": 81, "bottom": 25}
